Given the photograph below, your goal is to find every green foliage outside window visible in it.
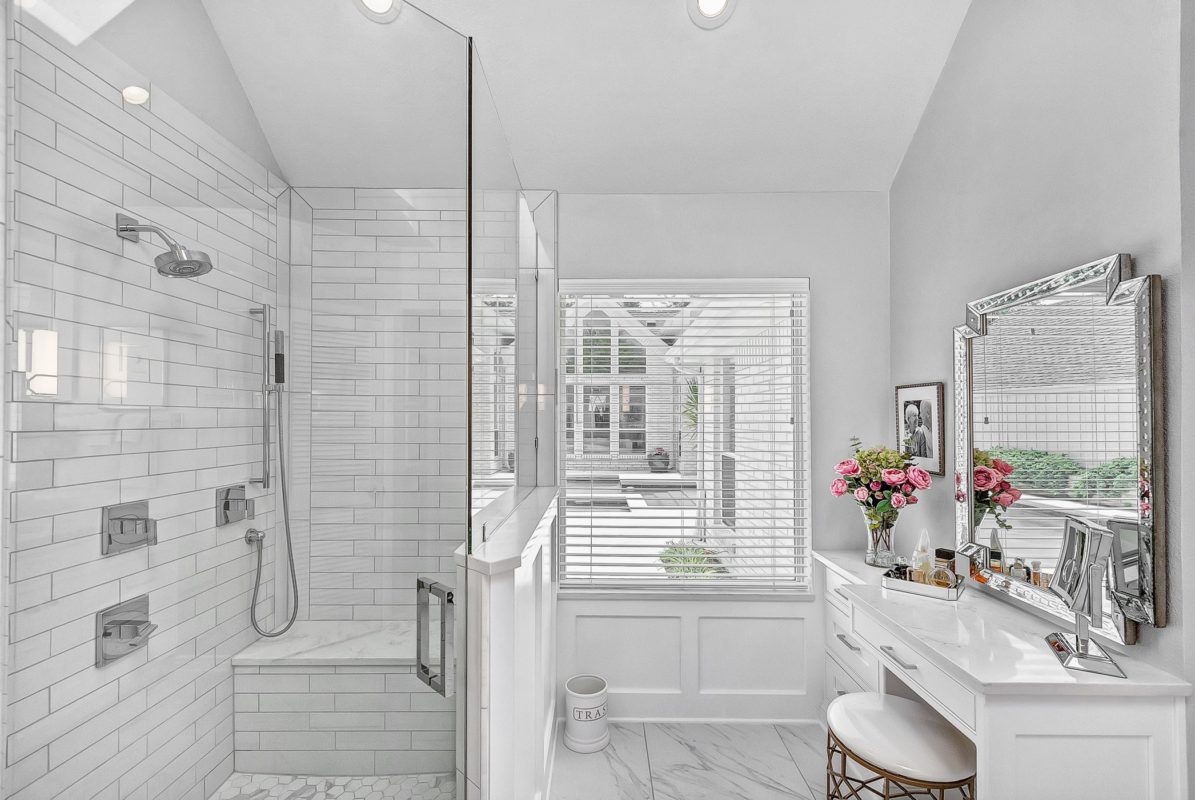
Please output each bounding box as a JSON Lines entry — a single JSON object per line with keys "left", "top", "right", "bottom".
{"left": 988, "top": 447, "right": 1082, "bottom": 496}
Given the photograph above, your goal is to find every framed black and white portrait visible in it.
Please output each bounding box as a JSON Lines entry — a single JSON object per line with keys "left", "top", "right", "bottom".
{"left": 895, "top": 382, "right": 945, "bottom": 475}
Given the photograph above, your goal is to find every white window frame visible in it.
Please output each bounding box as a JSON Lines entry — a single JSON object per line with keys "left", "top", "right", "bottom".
{"left": 556, "top": 278, "right": 813, "bottom": 596}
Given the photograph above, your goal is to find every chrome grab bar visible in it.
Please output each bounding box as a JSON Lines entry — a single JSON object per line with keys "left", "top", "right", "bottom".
{"left": 416, "top": 577, "right": 455, "bottom": 697}
{"left": 249, "top": 305, "right": 273, "bottom": 489}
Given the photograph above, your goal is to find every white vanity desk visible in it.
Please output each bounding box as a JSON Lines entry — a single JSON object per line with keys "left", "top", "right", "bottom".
{"left": 815, "top": 550, "right": 1190, "bottom": 800}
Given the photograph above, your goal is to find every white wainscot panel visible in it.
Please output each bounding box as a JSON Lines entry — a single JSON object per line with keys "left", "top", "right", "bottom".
{"left": 574, "top": 616, "right": 683, "bottom": 694}
{"left": 698, "top": 616, "right": 806, "bottom": 695}
{"left": 558, "top": 597, "right": 819, "bottom": 722}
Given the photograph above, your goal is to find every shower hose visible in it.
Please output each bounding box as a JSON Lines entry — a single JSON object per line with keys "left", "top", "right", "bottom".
{"left": 248, "top": 391, "right": 300, "bottom": 637}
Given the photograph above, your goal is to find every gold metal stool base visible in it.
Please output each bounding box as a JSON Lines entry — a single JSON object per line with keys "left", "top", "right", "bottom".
{"left": 826, "top": 728, "right": 976, "bottom": 800}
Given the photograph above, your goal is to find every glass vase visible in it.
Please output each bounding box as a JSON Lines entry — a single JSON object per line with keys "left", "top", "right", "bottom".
{"left": 862, "top": 508, "right": 899, "bottom": 568}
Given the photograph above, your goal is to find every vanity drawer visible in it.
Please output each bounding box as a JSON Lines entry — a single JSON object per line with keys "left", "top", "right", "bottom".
{"left": 824, "top": 567, "right": 856, "bottom": 614}
{"left": 852, "top": 609, "right": 976, "bottom": 731}
{"left": 825, "top": 600, "right": 877, "bottom": 690}
{"left": 824, "top": 652, "right": 864, "bottom": 704}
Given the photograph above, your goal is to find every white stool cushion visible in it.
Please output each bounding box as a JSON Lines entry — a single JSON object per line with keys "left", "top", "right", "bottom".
{"left": 827, "top": 693, "right": 976, "bottom": 784}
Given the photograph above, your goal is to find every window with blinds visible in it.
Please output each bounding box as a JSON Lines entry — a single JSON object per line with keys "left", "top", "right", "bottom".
{"left": 557, "top": 282, "right": 811, "bottom": 590}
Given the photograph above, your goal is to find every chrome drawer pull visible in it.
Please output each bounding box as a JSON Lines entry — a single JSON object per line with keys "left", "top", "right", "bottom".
{"left": 880, "top": 645, "right": 918, "bottom": 670}
{"left": 835, "top": 633, "right": 862, "bottom": 653}
{"left": 834, "top": 588, "right": 851, "bottom": 601}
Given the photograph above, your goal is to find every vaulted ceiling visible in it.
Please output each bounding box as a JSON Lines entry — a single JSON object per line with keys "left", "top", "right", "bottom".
{"left": 102, "top": 0, "right": 972, "bottom": 192}
{"left": 418, "top": 0, "right": 972, "bottom": 193}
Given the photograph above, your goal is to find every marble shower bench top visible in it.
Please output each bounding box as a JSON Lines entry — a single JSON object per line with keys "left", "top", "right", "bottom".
{"left": 232, "top": 621, "right": 418, "bottom": 667}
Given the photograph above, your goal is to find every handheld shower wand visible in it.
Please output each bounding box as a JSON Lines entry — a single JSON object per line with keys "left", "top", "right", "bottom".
{"left": 246, "top": 307, "right": 298, "bottom": 638}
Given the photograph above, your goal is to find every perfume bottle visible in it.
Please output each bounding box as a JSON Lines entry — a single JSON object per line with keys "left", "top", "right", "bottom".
{"left": 1010, "top": 558, "right": 1028, "bottom": 581}
{"left": 910, "top": 530, "right": 933, "bottom": 585}
{"left": 935, "top": 548, "right": 955, "bottom": 571}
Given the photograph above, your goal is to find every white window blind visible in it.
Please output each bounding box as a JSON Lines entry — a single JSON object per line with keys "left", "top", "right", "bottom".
{"left": 558, "top": 283, "right": 811, "bottom": 590}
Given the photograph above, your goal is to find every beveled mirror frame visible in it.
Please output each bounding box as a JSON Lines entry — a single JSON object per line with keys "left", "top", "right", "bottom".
{"left": 953, "top": 253, "right": 1165, "bottom": 646}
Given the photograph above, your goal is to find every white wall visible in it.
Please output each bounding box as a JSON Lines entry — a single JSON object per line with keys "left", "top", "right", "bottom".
{"left": 5, "top": 13, "right": 285, "bottom": 800}
{"left": 94, "top": 0, "right": 283, "bottom": 178}
{"left": 556, "top": 192, "right": 887, "bottom": 721}
{"left": 889, "top": 0, "right": 1190, "bottom": 774}
{"left": 1181, "top": 1, "right": 1195, "bottom": 788}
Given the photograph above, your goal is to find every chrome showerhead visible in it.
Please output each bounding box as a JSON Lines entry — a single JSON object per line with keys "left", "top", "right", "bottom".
{"left": 116, "top": 214, "right": 213, "bottom": 279}
{"left": 154, "top": 246, "right": 213, "bottom": 278}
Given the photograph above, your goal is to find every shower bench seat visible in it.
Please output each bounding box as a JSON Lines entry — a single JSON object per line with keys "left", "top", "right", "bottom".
{"left": 231, "top": 621, "right": 453, "bottom": 777}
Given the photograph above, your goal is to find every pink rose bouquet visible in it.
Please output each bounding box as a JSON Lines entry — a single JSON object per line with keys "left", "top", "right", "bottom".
{"left": 963, "top": 448, "right": 1021, "bottom": 530}
{"left": 831, "top": 438, "right": 932, "bottom": 566}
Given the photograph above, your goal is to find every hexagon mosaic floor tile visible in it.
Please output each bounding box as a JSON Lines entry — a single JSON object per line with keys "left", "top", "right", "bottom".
{"left": 214, "top": 772, "right": 455, "bottom": 800}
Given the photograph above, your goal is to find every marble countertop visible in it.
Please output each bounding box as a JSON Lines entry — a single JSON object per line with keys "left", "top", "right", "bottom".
{"left": 232, "top": 621, "right": 418, "bottom": 666}
{"left": 844, "top": 582, "right": 1190, "bottom": 697}
{"left": 815, "top": 549, "right": 1188, "bottom": 696}
{"left": 814, "top": 549, "right": 884, "bottom": 587}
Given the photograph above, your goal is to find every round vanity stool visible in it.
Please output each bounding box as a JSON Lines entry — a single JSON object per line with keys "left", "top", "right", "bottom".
{"left": 826, "top": 693, "right": 976, "bottom": 799}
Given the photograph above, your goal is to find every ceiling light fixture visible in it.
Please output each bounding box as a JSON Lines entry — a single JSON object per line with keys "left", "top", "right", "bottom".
{"left": 354, "top": 0, "right": 402, "bottom": 23}
{"left": 121, "top": 85, "right": 150, "bottom": 105}
{"left": 688, "top": 0, "right": 735, "bottom": 29}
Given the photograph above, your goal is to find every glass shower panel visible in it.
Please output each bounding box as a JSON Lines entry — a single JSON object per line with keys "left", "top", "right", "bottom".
{"left": 468, "top": 45, "right": 528, "bottom": 532}
{"left": 5, "top": 1, "right": 469, "bottom": 795}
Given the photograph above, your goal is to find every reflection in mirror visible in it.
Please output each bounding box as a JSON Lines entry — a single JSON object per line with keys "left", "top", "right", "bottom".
{"left": 471, "top": 293, "right": 517, "bottom": 508}
{"left": 956, "top": 255, "right": 1164, "bottom": 645}
{"left": 468, "top": 46, "right": 547, "bottom": 532}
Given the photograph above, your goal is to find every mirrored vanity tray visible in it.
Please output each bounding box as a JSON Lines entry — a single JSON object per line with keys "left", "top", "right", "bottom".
{"left": 881, "top": 569, "right": 966, "bottom": 601}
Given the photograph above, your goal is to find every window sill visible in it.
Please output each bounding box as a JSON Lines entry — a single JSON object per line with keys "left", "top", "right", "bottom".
{"left": 556, "top": 587, "right": 815, "bottom": 603}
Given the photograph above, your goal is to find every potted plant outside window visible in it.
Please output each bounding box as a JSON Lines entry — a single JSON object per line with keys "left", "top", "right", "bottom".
{"left": 647, "top": 447, "right": 670, "bottom": 472}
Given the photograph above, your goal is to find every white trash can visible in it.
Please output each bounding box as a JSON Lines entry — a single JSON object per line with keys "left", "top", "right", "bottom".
{"left": 564, "top": 674, "right": 609, "bottom": 753}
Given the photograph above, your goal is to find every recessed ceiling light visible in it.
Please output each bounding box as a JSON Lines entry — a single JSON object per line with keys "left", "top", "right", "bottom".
{"left": 121, "top": 85, "right": 149, "bottom": 105}
{"left": 688, "top": 0, "right": 735, "bottom": 29}
{"left": 354, "top": 0, "right": 401, "bottom": 23}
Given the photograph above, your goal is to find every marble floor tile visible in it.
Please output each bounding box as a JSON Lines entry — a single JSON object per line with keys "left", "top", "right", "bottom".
{"left": 645, "top": 723, "right": 813, "bottom": 800}
{"left": 776, "top": 722, "right": 828, "bottom": 798}
{"left": 212, "top": 772, "right": 454, "bottom": 800}
{"left": 550, "top": 722, "right": 653, "bottom": 800}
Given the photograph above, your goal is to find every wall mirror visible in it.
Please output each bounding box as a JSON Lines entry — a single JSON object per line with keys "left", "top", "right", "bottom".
{"left": 954, "top": 254, "right": 1164, "bottom": 646}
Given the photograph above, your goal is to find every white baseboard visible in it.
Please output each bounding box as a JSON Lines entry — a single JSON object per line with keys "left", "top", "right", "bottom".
{"left": 557, "top": 715, "right": 827, "bottom": 726}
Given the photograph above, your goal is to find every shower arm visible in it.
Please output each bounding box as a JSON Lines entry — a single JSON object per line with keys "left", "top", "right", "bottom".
{"left": 115, "top": 214, "right": 183, "bottom": 251}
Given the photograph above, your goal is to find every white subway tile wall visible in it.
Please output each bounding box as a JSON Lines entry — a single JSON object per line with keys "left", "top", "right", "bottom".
{"left": 289, "top": 188, "right": 474, "bottom": 621}
{"left": 6, "top": 17, "right": 284, "bottom": 800}
{"left": 231, "top": 664, "right": 454, "bottom": 776}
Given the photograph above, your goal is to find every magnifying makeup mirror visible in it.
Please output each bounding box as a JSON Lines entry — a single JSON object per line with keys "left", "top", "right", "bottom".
{"left": 1044, "top": 517, "right": 1125, "bottom": 678}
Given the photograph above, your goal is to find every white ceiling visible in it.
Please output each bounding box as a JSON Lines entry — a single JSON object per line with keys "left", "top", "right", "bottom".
{"left": 391, "top": 0, "right": 971, "bottom": 193}
{"left": 203, "top": 0, "right": 971, "bottom": 193}
{"left": 202, "top": 0, "right": 469, "bottom": 189}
